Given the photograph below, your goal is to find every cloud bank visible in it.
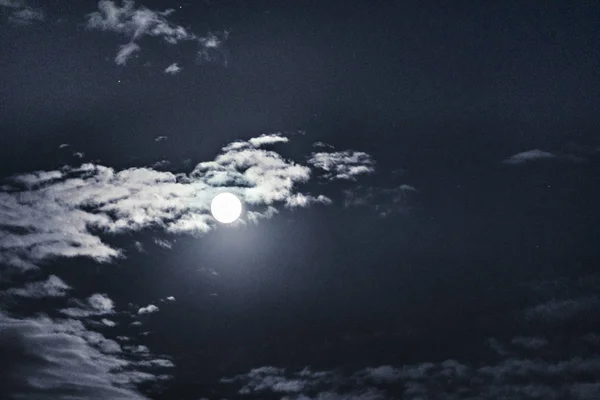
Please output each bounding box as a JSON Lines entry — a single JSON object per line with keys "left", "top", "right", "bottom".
{"left": 0, "top": 134, "right": 362, "bottom": 272}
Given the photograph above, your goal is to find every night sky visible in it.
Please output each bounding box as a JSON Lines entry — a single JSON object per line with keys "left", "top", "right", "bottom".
{"left": 1, "top": 1, "right": 600, "bottom": 399}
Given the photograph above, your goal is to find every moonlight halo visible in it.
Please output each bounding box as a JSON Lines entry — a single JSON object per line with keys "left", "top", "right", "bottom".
{"left": 210, "top": 192, "right": 242, "bottom": 223}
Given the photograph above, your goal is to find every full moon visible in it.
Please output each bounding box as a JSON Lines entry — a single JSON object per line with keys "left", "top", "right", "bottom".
{"left": 210, "top": 192, "right": 242, "bottom": 224}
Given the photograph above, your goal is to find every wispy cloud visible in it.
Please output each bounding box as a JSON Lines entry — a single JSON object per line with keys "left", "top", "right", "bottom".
{"left": 1, "top": 0, "right": 44, "bottom": 25}
{"left": 344, "top": 184, "right": 417, "bottom": 217}
{"left": 502, "top": 149, "right": 557, "bottom": 165}
{"left": 153, "top": 238, "right": 172, "bottom": 249}
{"left": 164, "top": 62, "right": 181, "bottom": 74}
{"left": 3, "top": 275, "right": 71, "bottom": 298}
{"left": 86, "top": 1, "right": 228, "bottom": 66}
{"left": 60, "top": 293, "right": 115, "bottom": 317}
{"left": 115, "top": 41, "right": 140, "bottom": 65}
{"left": 0, "top": 313, "right": 167, "bottom": 399}
{"left": 308, "top": 150, "right": 375, "bottom": 181}
{"left": 222, "top": 352, "right": 600, "bottom": 399}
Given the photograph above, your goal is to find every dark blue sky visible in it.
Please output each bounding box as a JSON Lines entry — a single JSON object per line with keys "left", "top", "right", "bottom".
{"left": 1, "top": 1, "right": 600, "bottom": 399}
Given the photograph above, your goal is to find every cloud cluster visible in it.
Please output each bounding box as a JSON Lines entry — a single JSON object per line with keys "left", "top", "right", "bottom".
{"left": 0, "top": 312, "right": 172, "bottom": 399}
{"left": 221, "top": 274, "right": 600, "bottom": 399}
{"left": 85, "top": 0, "right": 227, "bottom": 65}
{"left": 222, "top": 351, "right": 600, "bottom": 399}
{"left": 0, "top": 0, "right": 44, "bottom": 25}
{"left": 0, "top": 134, "right": 340, "bottom": 272}
{"left": 308, "top": 151, "right": 375, "bottom": 180}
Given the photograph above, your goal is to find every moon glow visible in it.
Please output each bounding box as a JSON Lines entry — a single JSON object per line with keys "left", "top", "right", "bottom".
{"left": 210, "top": 192, "right": 242, "bottom": 223}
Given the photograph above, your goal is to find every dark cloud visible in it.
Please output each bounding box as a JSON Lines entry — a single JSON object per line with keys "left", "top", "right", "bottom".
{"left": 343, "top": 184, "right": 416, "bottom": 217}
{"left": 1, "top": 0, "right": 44, "bottom": 25}
{"left": 0, "top": 313, "right": 164, "bottom": 399}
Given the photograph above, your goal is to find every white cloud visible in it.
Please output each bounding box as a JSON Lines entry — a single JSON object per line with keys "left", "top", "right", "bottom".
{"left": 89, "top": 293, "right": 115, "bottom": 312}
{"left": 138, "top": 304, "right": 159, "bottom": 314}
{"left": 308, "top": 151, "right": 375, "bottom": 180}
{"left": 165, "top": 296, "right": 175, "bottom": 301}
{"left": 248, "top": 133, "right": 289, "bottom": 147}
{"left": 60, "top": 293, "right": 115, "bottom": 317}
{"left": 153, "top": 238, "right": 173, "bottom": 249}
{"left": 0, "top": 313, "right": 159, "bottom": 399}
{"left": 102, "top": 318, "right": 117, "bottom": 327}
{"left": 3, "top": 275, "right": 71, "bottom": 298}
{"left": 86, "top": 1, "right": 228, "bottom": 66}
{"left": 154, "top": 135, "right": 168, "bottom": 142}
{"left": 312, "top": 141, "right": 335, "bottom": 149}
{"left": 0, "top": 134, "right": 363, "bottom": 271}
{"left": 502, "top": 149, "right": 557, "bottom": 165}
{"left": 115, "top": 41, "right": 140, "bottom": 65}
{"left": 164, "top": 62, "right": 181, "bottom": 74}
{"left": 286, "top": 193, "right": 332, "bottom": 208}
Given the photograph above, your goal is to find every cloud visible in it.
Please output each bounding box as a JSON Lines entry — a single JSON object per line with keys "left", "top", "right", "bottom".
{"left": 115, "top": 41, "right": 140, "bottom": 65}
{"left": 524, "top": 295, "right": 600, "bottom": 323}
{"left": 312, "top": 141, "right": 335, "bottom": 149}
{"left": 137, "top": 304, "right": 159, "bottom": 314}
{"left": 165, "top": 296, "right": 175, "bottom": 301}
{"left": 511, "top": 336, "right": 549, "bottom": 350}
{"left": 343, "top": 184, "right": 416, "bottom": 217}
{"left": 89, "top": 293, "right": 115, "bottom": 313}
{"left": 1, "top": 0, "right": 44, "bottom": 25}
{"left": 0, "top": 134, "right": 365, "bottom": 271}
{"left": 0, "top": 0, "right": 24, "bottom": 7}
{"left": 0, "top": 312, "right": 162, "bottom": 399}
{"left": 8, "top": 7, "right": 44, "bottom": 25}
{"left": 133, "top": 240, "right": 144, "bottom": 252}
{"left": 3, "top": 275, "right": 71, "bottom": 298}
{"left": 164, "top": 62, "right": 181, "bottom": 74}
{"left": 60, "top": 293, "right": 115, "bottom": 317}
{"left": 502, "top": 149, "right": 557, "bottom": 165}
{"left": 286, "top": 193, "right": 332, "bottom": 208}
{"left": 153, "top": 238, "right": 172, "bottom": 249}
{"left": 196, "top": 31, "right": 229, "bottom": 64}
{"left": 102, "top": 318, "right": 117, "bottom": 327}
{"left": 154, "top": 135, "right": 168, "bottom": 142}
{"left": 223, "top": 351, "right": 600, "bottom": 400}
{"left": 86, "top": 1, "right": 228, "bottom": 66}
{"left": 308, "top": 151, "right": 375, "bottom": 180}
